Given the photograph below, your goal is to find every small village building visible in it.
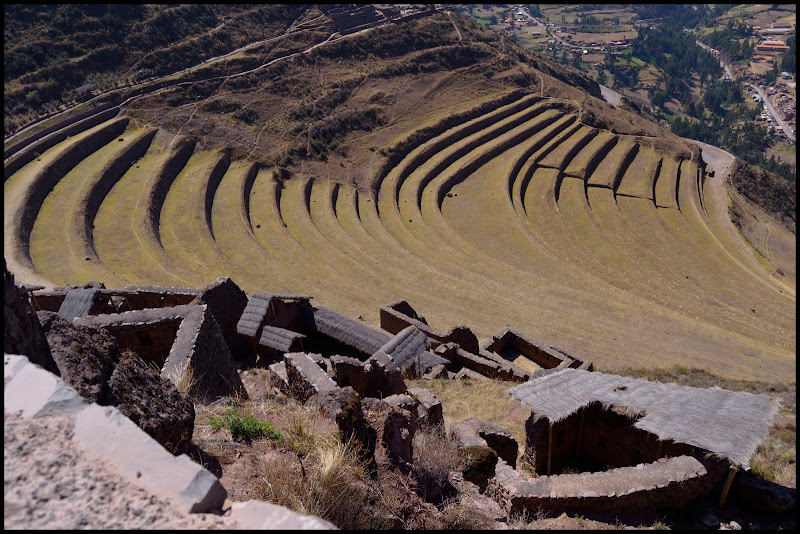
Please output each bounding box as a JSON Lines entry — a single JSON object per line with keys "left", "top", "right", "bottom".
{"left": 75, "top": 83, "right": 94, "bottom": 96}
{"left": 756, "top": 40, "right": 790, "bottom": 52}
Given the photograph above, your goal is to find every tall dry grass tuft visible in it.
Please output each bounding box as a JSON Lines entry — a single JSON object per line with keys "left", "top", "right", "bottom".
{"left": 164, "top": 358, "right": 201, "bottom": 394}
{"left": 412, "top": 426, "right": 461, "bottom": 504}
{"left": 257, "top": 434, "right": 380, "bottom": 529}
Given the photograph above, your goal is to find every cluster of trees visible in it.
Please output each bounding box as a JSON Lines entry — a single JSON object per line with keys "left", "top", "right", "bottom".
{"left": 631, "top": 19, "right": 722, "bottom": 109}
{"left": 781, "top": 35, "right": 795, "bottom": 74}
{"left": 670, "top": 104, "right": 795, "bottom": 185}
{"left": 700, "top": 19, "right": 754, "bottom": 63}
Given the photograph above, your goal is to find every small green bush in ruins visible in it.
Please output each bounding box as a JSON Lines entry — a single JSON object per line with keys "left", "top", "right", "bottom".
{"left": 209, "top": 406, "right": 283, "bottom": 442}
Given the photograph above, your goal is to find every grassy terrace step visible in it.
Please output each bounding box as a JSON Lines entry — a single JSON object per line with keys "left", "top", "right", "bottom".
{"left": 375, "top": 92, "right": 544, "bottom": 199}
{"left": 305, "top": 178, "right": 407, "bottom": 309}
{"left": 321, "top": 181, "right": 509, "bottom": 329}
{"left": 675, "top": 159, "right": 773, "bottom": 291}
{"left": 425, "top": 112, "right": 573, "bottom": 274}
{"left": 93, "top": 134, "right": 206, "bottom": 287}
{"left": 247, "top": 169, "right": 341, "bottom": 297}
{"left": 29, "top": 127, "right": 157, "bottom": 287}
{"left": 515, "top": 120, "right": 584, "bottom": 211}
{"left": 616, "top": 195, "right": 795, "bottom": 343}
{"left": 398, "top": 109, "right": 566, "bottom": 278}
{"left": 209, "top": 161, "right": 293, "bottom": 294}
{"left": 4, "top": 107, "right": 122, "bottom": 181}
{"left": 374, "top": 105, "right": 563, "bottom": 297}
{"left": 395, "top": 104, "right": 562, "bottom": 230}
{"left": 4, "top": 116, "right": 129, "bottom": 288}
{"left": 276, "top": 176, "right": 378, "bottom": 316}
{"left": 381, "top": 96, "right": 562, "bottom": 218}
{"left": 615, "top": 146, "right": 662, "bottom": 199}
{"left": 537, "top": 125, "right": 598, "bottom": 171}
{"left": 587, "top": 137, "right": 638, "bottom": 188}
{"left": 586, "top": 185, "right": 751, "bottom": 328}
{"left": 654, "top": 156, "right": 680, "bottom": 209}
{"left": 518, "top": 166, "right": 612, "bottom": 274}
{"left": 562, "top": 130, "right": 618, "bottom": 180}
{"left": 400, "top": 101, "right": 562, "bottom": 213}
{"left": 159, "top": 150, "right": 236, "bottom": 282}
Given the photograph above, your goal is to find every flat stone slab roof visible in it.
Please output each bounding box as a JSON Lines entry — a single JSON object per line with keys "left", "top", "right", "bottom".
{"left": 509, "top": 369, "right": 780, "bottom": 468}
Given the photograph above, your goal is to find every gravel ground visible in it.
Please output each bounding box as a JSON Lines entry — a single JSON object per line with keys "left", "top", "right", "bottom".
{"left": 3, "top": 411, "right": 241, "bottom": 530}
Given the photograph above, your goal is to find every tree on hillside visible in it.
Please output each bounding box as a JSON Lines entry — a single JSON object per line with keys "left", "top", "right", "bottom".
{"left": 781, "top": 35, "right": 795, "bottom": 73}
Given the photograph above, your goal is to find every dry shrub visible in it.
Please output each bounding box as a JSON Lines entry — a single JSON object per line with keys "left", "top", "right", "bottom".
{"left": 163, "top": 358, "right": 201, "bottom": 394}
{"left": 258, "top": 435, "right": 380, "bottom": 529}
{"left": 412, "top": 426, "right": 461, "bottom": 504}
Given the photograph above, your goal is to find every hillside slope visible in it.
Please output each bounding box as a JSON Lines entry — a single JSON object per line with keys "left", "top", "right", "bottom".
{"left": 3, "top": 8, "right": 795, "bottom": 383}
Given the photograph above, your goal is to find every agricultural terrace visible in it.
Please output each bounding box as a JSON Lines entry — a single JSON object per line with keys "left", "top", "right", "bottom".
{"left": 4, "top": 87, "right": 795, "bottom": 385}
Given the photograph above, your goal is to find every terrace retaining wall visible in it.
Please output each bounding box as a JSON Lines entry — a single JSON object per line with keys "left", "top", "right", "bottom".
{"left": 4, "top": 102, "right": 119, "bottom": 161}
{"left": 83, "top": 129, "right": 158, "bottom": 256}
{"left": 487, "top": 455, "right": 728, "bottom": 516}
{"left": 148, "top": 138, "right": 196, "bottom": 246}
{"left": 4, "top": 106, "right": 121, "bottom": 180}
{"left": 12, "top": 117, "right": 129, "bottom": 266}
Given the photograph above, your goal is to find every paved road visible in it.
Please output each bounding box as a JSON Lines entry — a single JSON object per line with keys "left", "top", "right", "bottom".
{"left": 599, "top": 85, "right": 622, "bottom": 106}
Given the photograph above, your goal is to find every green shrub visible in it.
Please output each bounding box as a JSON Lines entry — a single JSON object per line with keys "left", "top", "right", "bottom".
{"left": 209, "top": 406, "right": 283, "bottom": 442}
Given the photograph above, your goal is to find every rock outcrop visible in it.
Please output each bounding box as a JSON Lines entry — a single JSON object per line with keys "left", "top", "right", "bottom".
{"left": 107, "top": 351, "right": 196, "bottom": 455}
{"left": 4, "top": 261, "right": 59, "bottom": 375}
{"left": 37, "top": 311, "right": 119, "bottom": 403}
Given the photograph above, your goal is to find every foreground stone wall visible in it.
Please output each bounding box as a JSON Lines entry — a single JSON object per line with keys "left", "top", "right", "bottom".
{"left": 76, "top": 307, "right": 188, "bottom": 367}
{"left": 525, "top": 403, "right": 695, "bottom": 475}
{"left": 380, "top": 300, "right": 479, "bottom": 353}
{"left": 164, "top": 305, "right": 246, "bottom": 402}
{"left": 487, "top": 455, "right": 728, "bottom": 516}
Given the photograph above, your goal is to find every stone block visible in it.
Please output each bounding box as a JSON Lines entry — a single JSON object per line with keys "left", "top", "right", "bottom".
{"left": 406, "top": 387, "right": 445, "bottom": 436}
{"left": 38, "top": 311, "right": 120, "bottom": 404}
{"left": 4, "top": 354, "right": 87, "bottom": 417}
{"left": 330, "top": 355, "right": 369, "bottom": 397}
{"left": 163, "top": 305, "right": 247, "bottom": 402}
{"left": 192, "top": 277, "right": 249, "bottom": 359}
{"left": 4, "top": 262, "right": 59, "bottom": 375}
{"left": 364, "top": 350, "right": 406, "bottom": 398}
{"left": 315, "top": 386, "right": 370, "bottom": 456}
{"left": 73, "top": 403, "right": 226, "bottom": 514}
{"left": 382, "top": 406, "right": 417, "bottom": 466}
{"left": 229, "top": 499, "right": 337, "bottom": 529}
{"left": 284, "top": 352, "right": 338, "bottom": 403}
{"left": 106, "top": 351, "right": 195, "bottom": 455}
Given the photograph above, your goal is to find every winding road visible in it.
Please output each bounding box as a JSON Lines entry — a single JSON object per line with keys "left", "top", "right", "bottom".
{"left": 696, "top": 40, "right": 794, "bottom": 142}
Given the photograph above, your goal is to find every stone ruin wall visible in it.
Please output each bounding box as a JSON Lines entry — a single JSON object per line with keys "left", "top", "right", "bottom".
{"left": 76, "top": 308, "right": 186, "bottom": 368}
{"left": 379, "top": 302, "right": 479, "bottom": 353}
{"left": 164, "top": 305, "right": 246, "bottom": 402}
{"left": 525, "top": 402, "right": 697, "bottom": 475}
{"left": 490, "top": 456, "right": 729, "bottom": 517}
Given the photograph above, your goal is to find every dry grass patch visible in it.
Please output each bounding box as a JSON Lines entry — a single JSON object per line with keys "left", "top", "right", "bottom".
{"left": 407, "top": 377, "right": 531, "bottom": 448}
